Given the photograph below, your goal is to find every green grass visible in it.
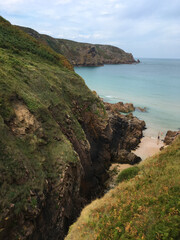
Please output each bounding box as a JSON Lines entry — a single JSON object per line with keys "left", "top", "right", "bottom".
{"left": 117, "top": 166, "right": 140, "bottom": 183}
{"left": 66, "top": 136, "right": 180, "bottom": 240}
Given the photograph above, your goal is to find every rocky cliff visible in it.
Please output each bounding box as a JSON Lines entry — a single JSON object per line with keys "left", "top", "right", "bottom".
{"left": 0, "top": 17, "right": 144, "bottom": 240}
{"left": 17, "top": 26, "right": 137, "bottom": 66}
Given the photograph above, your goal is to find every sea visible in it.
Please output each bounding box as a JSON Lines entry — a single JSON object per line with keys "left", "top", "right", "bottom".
{"left": 75, "top": 58, "right": 180, "bottom": 138}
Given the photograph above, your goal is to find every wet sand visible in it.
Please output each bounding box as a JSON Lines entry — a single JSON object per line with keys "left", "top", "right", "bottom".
{"left": 132, "top": 136, "right": 165, "bottom": 160}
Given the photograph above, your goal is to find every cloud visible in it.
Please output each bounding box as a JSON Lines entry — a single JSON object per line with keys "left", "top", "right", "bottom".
{"left": 55, "top": 0, "right": 72, "bottom": 5}
{"left": 0, "top": 0, "right": 23, "bottom": 5}
{"left": 0, "top": 0, "right": 180, "bottom": 57}
{"left": 0, "top": 0, "right": 24, "bottom": 11}
{"left": 39, "top": 30, "right": 53, "bottom": 35}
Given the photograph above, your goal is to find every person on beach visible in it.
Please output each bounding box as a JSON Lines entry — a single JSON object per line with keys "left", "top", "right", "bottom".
{"left": 157, "top": 133, "right": 160, "bottom": 145}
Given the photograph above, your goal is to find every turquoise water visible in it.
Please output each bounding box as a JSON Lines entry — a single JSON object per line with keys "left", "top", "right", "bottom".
{"left": 75, "top": 58, "right": 180, "bottom": 138}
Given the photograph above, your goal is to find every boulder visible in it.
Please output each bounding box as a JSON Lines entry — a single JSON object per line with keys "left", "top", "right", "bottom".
{"left": 164, "top": 130, "right": 180, "bottom": 145}
{"left": 136, "top": 107, "right": 147, "bottom": 112}
{"left": 113, "top": 149, "right": 141, "bottom": 165}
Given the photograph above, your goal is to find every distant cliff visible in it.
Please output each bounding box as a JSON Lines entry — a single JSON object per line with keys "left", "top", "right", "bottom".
{"left": 17, "top": 26, "right": 137, "bottom": 66}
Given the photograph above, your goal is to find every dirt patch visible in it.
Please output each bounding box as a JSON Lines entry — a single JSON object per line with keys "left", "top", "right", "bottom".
{"left": 10, "top": 102, "right": 40, "bottom": 135}
{"left": 105, "top": 163, "right": 132, "bottom": 191}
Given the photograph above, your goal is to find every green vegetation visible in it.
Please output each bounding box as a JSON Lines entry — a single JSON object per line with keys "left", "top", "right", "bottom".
{"left": 0, "top": 16, "right": 105, "bottom": 226}
{"left": 117, "top": 166, "right": 140, "bottom": 183}
{"left": 66, "top": 137, "right": 180, "bottom": 240}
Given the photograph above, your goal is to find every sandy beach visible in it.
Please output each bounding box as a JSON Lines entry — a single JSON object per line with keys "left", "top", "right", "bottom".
{"left": 132, "top": 136, "right": 164, "bottom": 160}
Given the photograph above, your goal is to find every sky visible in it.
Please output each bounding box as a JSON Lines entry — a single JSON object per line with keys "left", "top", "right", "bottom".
{"left": 0, "top": 0, "right": 180, "bottom": 58}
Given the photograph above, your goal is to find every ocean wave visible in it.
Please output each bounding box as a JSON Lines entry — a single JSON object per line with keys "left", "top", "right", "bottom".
{"left": 101, "top": 95, "right": 125, "bottom": 102}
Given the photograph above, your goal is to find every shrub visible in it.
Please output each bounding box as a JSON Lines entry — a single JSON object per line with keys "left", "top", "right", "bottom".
{"left": 117, "top": 166, "right": 139, "bottom": 183}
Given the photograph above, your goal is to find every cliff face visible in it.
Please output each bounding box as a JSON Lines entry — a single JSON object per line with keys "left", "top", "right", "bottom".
{"left": 18, "top": 26, "right": 137, "bottom": 66}
{"left": 0, "top": 17, "right": 144, "bottom": 240}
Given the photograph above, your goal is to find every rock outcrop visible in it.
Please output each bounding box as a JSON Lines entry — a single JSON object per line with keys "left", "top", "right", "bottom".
{"left": 164, "top": 130, "right": 180, "bottom": 145}
{"left": 103, "top": 101, "right": 145, "bottom": 164}
{"left": 108, "top": 113, "right": 145, "bottom": 164}
{"left": 136, "top": 106, "right": 147, "bottom": 112}
{"left": 17, "top": 26, "right": 138, "bottom": 66}
{"left": 104, "top": 101, "right": 135, "bottom": 113}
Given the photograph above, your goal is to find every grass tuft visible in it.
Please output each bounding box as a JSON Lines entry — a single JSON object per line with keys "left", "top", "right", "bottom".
{"left": 116, "top": 166, "right": 140, "bottom": 183}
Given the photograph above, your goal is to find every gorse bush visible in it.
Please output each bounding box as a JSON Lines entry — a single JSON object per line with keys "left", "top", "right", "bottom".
{"left": 117, "top": 166, "right": 140, "bottom": 183}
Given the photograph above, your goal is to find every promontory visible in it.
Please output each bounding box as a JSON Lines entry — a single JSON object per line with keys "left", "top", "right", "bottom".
{"left": 17, "top": 25, "right": 138, "bottom": 66}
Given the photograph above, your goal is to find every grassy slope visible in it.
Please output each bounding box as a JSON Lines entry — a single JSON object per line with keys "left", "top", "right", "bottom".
{"left": 66, "top": 137, "right": 180, "bottom": 240}
{"left": 0, "top": 16, "right": 103, "bottom": 223}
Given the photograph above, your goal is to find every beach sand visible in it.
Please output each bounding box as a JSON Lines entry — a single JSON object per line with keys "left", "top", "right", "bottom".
{"left": 132, "top": 136, "right": 164, "bottom": 160}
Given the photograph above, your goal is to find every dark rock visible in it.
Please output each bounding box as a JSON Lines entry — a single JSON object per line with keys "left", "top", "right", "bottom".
{"left": 164, "top": 130, "right": 180, "bottom": 145}
{"left": 136, "top": 107, "right": 147, "bottom": 112}
{"left": 109, "top": 114, "right": 145, "bottom": 164}
{"left": 113, "top": 149, "right": 141, "bottom": 164}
